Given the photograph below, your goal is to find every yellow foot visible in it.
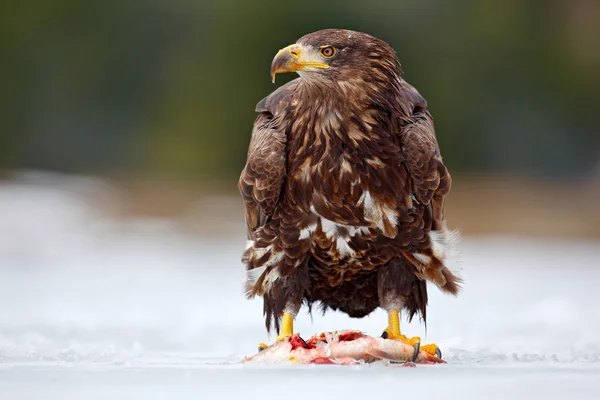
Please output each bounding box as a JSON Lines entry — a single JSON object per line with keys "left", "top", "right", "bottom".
{"left": 257, "top": 333, "right": 308, "bottom": 353}
{"left": 257, "top": 312, "right": 295, "bottom": 352}
{"left": 380, "top": 327, "right": 421, "bottom": 362}
{"left": 257, "top": 342, "right": 269, "bottom": 352}
{"left": 381, "top": 309, "right": 443, "bottom": 361}
{"left": 380, "top": 328, "right": 443, "bottom": 360}
{"left": 420, "top": 343, "right": 442, "bottom": 359}
{"left": 381, "top": 328, "right": 421, "bottom": 346}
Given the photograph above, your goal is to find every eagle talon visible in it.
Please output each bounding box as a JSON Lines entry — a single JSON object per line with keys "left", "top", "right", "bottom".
{"left": 298, "top": 335, "right": 309, "bottom": 349}
{"left": 383, "top": 311, "right": 423, "bottom": 362}
{"left": 420, "top": 343, "right": 442, "bottom": 359}
{"left": 259, "top": 335, "right": 308, "bottom": 353}
{"left": 412, "top": 342, "right": 420, "bottom": 362}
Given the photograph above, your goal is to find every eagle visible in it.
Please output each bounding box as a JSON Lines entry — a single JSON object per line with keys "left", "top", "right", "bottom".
{"left": 238, "top": 28, "right": 462, "bottom": 360}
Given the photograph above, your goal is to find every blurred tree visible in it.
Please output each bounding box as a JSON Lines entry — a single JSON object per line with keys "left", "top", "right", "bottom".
{"left": 1, "top": 0, "right": 598, "bottom": 180}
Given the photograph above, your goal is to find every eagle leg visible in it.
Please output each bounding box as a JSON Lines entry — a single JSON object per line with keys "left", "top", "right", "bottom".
{"left": 378, "top": 260, "right": 443, "bottom": 360}
{"left": 258, "top": 310, "right": 307, "bottom": 352}
{"left": 276, "top": 311, "right": 295, "bottom": 342}
{"left": 381, "top": 309, "right": 421, "bottom": 361}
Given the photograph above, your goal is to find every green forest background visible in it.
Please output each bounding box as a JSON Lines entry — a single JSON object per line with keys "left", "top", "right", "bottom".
{"left": 2, "top": 0, "right": 599, "bottom": 182}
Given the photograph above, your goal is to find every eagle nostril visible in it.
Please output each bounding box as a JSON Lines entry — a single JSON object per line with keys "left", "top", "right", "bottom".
{"left": 290, "top": 49, "right": 300, "bottom": 59}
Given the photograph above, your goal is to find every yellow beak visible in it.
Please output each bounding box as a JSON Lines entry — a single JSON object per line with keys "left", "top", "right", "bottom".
{"left": 270, "top": 44, "right": 330, "bottom": 83}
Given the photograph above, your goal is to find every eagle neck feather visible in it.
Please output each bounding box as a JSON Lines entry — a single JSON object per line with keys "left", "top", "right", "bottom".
{"left": 288, "top": 74, "right": 403, "bottom": 153}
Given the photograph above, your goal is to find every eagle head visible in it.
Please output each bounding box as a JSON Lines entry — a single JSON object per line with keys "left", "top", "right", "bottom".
{"left": 270, "top": 29, "right": 402, "bottom": 88}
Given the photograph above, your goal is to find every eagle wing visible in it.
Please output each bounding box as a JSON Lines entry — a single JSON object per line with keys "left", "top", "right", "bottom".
{"left": 238, "top": 114, "right": 286, "bottom": 238}
{"left": 238, "top": 80, "right": 298, "bottom": 239}
{"left": 399, "top": 82, "right": 451, "bottom": 230}
{"left": 397, "top": 82, "right": 459, "bottom": 294}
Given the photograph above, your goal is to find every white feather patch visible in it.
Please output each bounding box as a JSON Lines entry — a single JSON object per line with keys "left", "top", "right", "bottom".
{"left": 361, "top": 190, "right": 397, "bottom": 233}
{"left": 384, "top": 208, "right": 398, "bottom": 227}
{"left": 336, "top": 237, "right": 355, "bottom": 258}
{"left": 299, "top": 228, "right": 310, "bottom": 240}
{"left": 320, "top": 217, "right": 337, "bottom": 239}
{"left": 429, "top": 229, "right": 463, "bottom": 274}
{"left": 362, "top": 191, "right": 374, "bottom": 213}
{"left": 252, "top": 246, "right": 269, "bottom": 259}
{"left": 341, "top": 158, "right": 352, "bottom": 173}
{"left": 299, "top": 222, "right": 317, "bottom": 240}
{"left": 263, "top": 268, "right": 281, "bottom": 290}
{"left": 347, "top": 226, "right": 370, "bottom": 237}
{"left": 414, "top": 253, "right": 431, "bottom": 265}
{"left": 245, "top": 266, "right": 266, "bottom": 288}
{"left": 264, "top": 250, "right": 285, "bottom": 268}
{"left": 361, "top": 191, "right": 382, "bottom": 231}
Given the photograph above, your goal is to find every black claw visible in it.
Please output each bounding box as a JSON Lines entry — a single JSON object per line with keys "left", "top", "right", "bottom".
{"left": 435, "top": 348, "right": 442, "bottom": 359}
{"left": 258, "top": 344, "right": 267, "bottom": 353}
{"left": 298, "top": 336, "right": 309, "bottom": 349}
{"left": 381, "top": 331, "right": 389, "bottom": 339}
{"left": 412, "top": 343, "right": 420, "bottom": 362}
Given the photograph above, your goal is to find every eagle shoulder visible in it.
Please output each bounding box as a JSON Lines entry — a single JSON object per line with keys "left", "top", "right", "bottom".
{"left": 255, "top": 78, "right": 300, "bottom": 115}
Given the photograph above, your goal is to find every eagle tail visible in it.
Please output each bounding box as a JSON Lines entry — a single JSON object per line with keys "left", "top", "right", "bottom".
{"left": 242, "top": 240, "right": 286, "bottom": 298}
{"left": 422, "top": 263, "right": 463, "bottom": 296}
{"left": 241, "top": 252, "right": 284, "bottom": 333}
{"left": 410, "top": 228, "right": 463, "bottom": 296}
{"left": 244, "top": 265, "right": 268, "bottom": 298}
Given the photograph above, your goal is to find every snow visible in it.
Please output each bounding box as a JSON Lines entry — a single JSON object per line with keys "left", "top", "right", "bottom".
{"left": 1, "top": 172, "right": 599, "bottom": 399}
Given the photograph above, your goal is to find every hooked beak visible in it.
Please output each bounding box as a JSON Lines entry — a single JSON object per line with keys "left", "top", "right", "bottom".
{"left": 270, "top": 44, "right": 330, "bottom": 83}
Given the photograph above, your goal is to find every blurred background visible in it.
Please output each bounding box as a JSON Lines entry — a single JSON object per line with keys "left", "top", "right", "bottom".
{"left": 1, "top": 0, "right": 600, "bottom": 368}
{"left": 2, "top": 0, "right": 599, "bottom": 238}
{"left": 0, "top": 0, "right": 600, "bottom": 236}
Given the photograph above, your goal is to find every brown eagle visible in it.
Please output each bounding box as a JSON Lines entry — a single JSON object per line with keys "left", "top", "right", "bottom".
{"left": 238, "top": 29, "right": 462, "bottom": 360}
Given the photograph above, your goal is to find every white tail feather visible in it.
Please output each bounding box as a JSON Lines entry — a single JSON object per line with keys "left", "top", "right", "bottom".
{"left": 430, "top": 228, "right": 463, "bottom": 276}
{"left": 244, "top": 266, "right": 267, "bottom": 296}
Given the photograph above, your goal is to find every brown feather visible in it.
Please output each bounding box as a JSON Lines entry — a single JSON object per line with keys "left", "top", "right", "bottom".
{"left": 239, "top": 29, "right": 462, "bottom": 334}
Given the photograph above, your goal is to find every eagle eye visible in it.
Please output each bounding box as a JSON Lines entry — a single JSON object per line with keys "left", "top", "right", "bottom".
{"left": 320, "top": 46, "right": 336, "bottom": 58}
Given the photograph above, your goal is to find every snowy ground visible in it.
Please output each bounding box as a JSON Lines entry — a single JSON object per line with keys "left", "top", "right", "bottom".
{"left": 1, "top": 173, "right": 599, "bottom": 399}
